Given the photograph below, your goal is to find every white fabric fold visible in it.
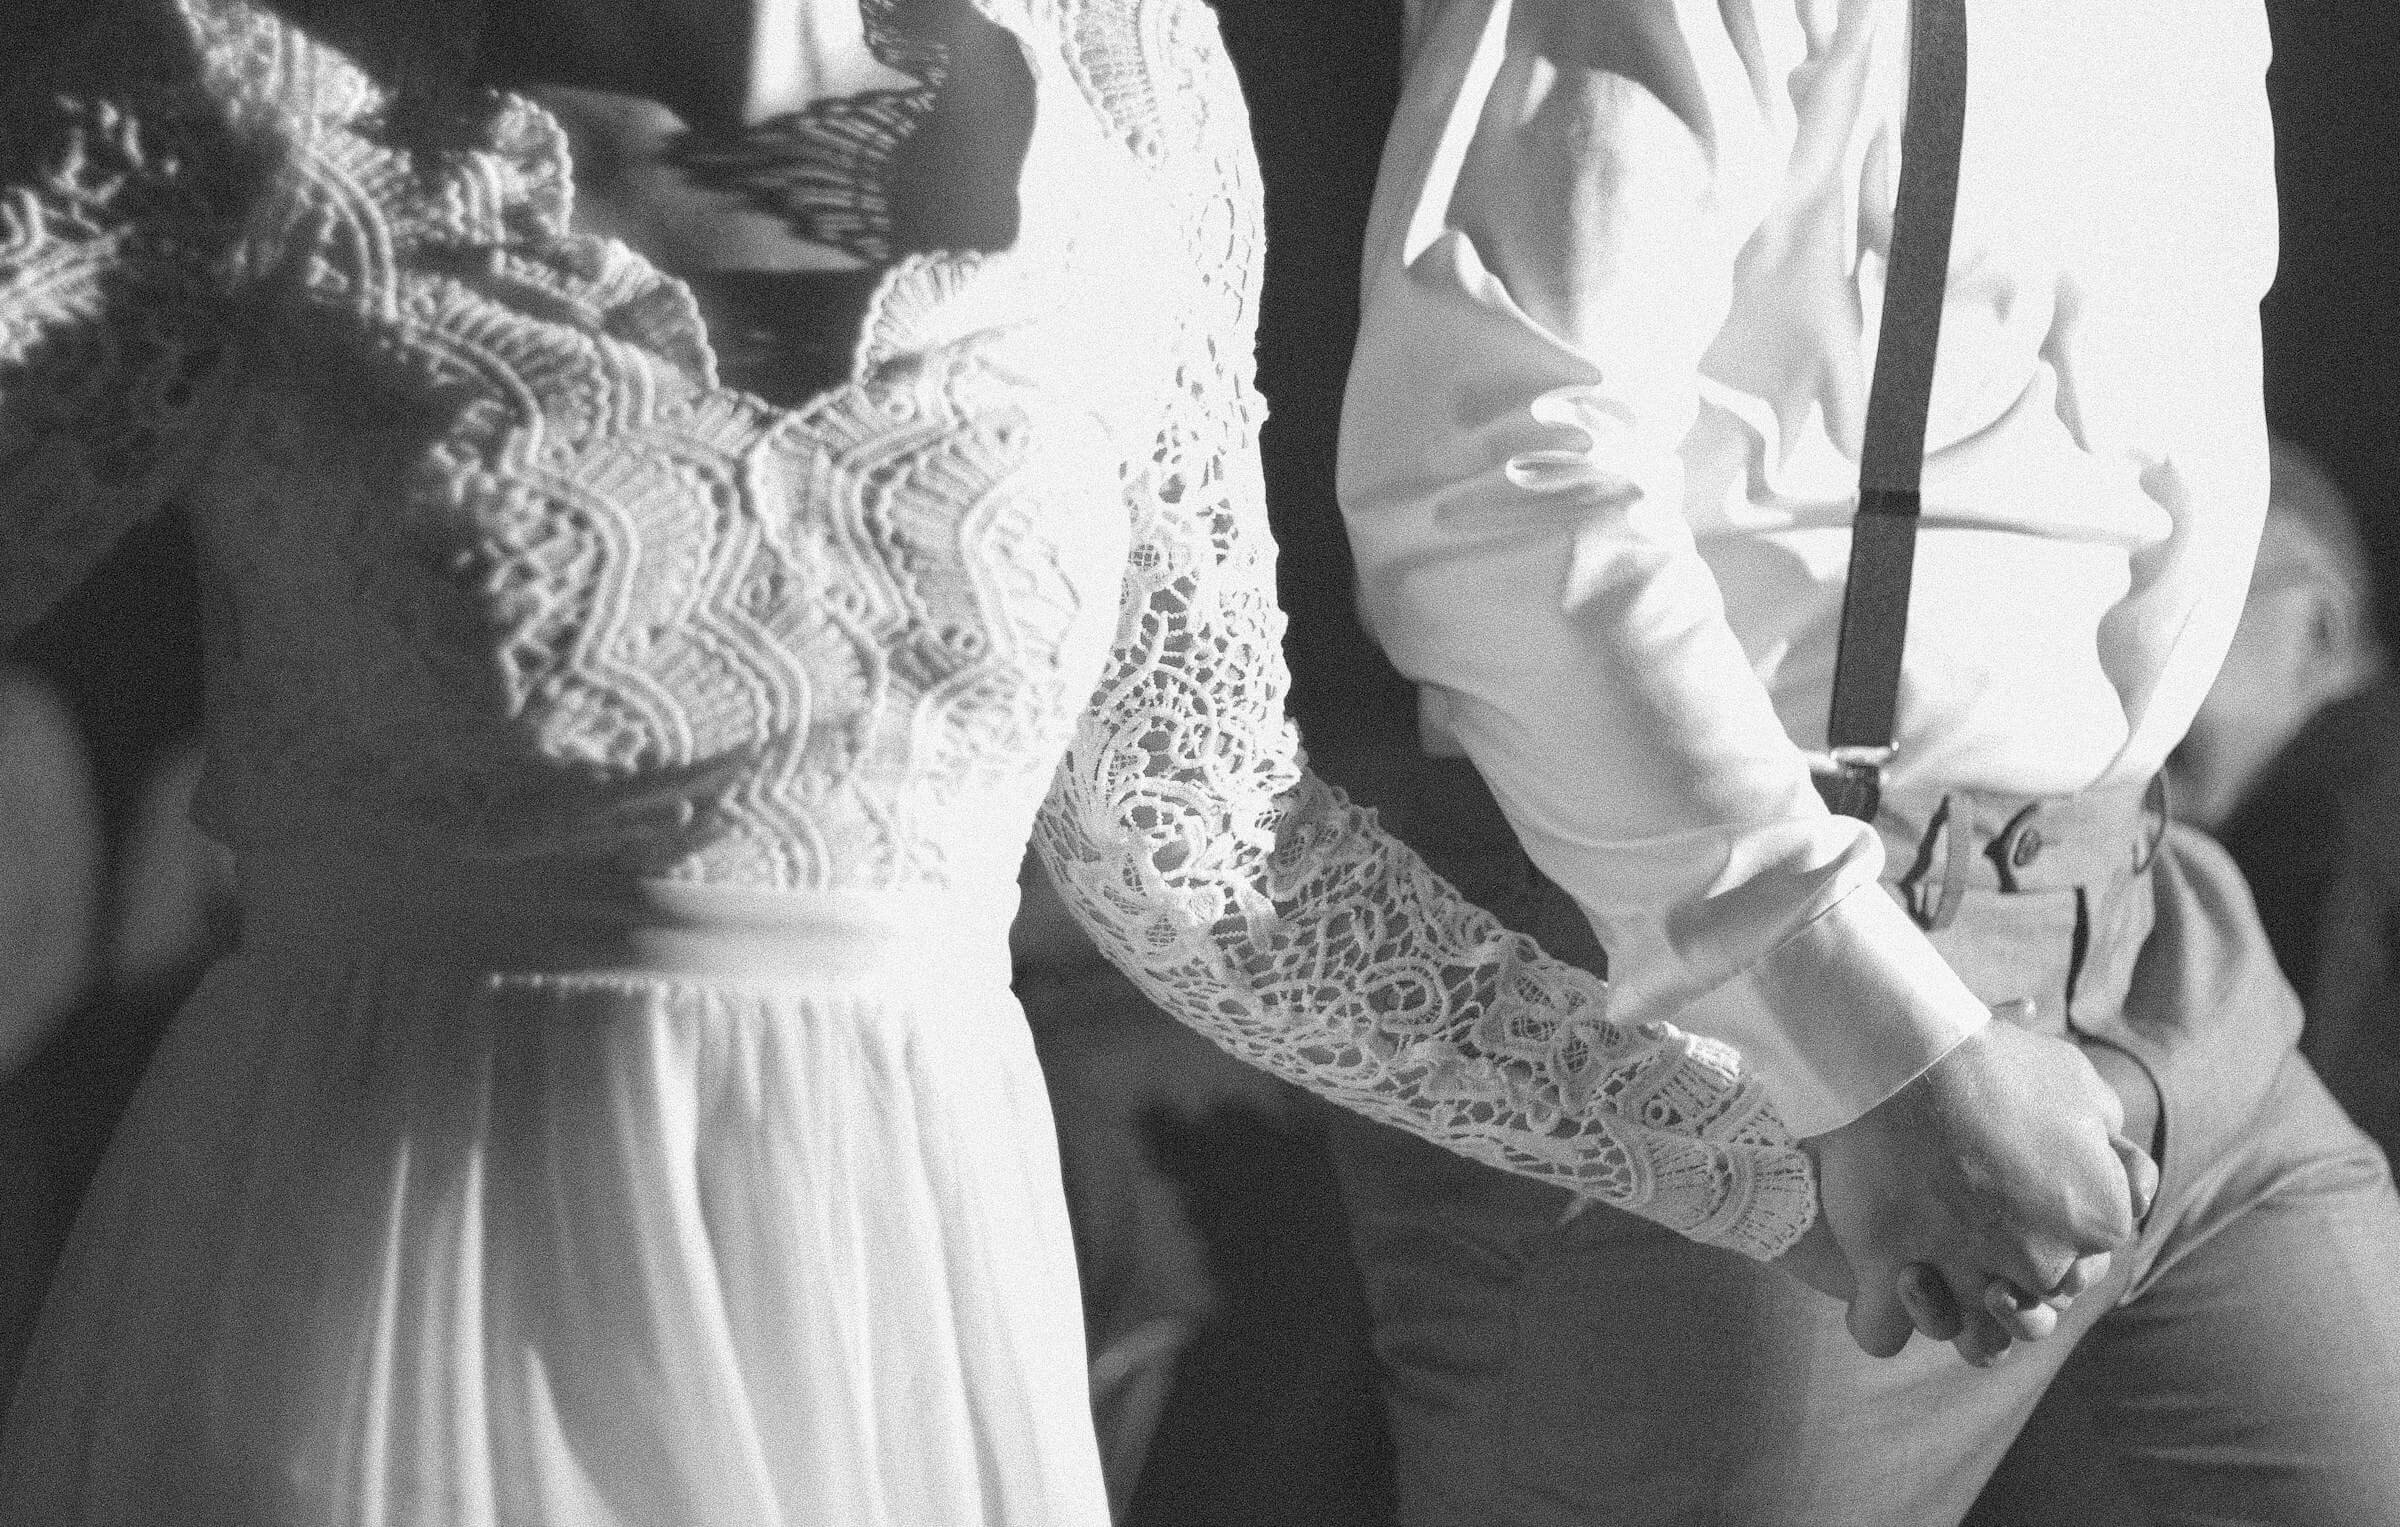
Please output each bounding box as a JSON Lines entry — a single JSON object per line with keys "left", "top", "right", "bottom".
{"left": 1341, "top": 0, "right": 2278, "bottom": 1133}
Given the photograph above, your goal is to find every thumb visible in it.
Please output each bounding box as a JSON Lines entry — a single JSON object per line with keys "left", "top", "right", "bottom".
{"left": 2112, "top": 1132, "right": 2161, "bottom": 1223}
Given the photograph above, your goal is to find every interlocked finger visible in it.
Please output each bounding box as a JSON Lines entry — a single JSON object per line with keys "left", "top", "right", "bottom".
{"left": 1897, "top": 1264, "right": 1963, "bottom": 1343}
{"left": 1981, "top": 1278, "right": 2060, "bottom": 1343}
{"left": 1952, "top": 1305, "right": 2015, "bottom": 1368}
{"left": 2048, "top": 1250, "right": 2113, "bottom": 1304}
{"left": 2111, "top": 1130, "right": 2161, "bottom": 1222}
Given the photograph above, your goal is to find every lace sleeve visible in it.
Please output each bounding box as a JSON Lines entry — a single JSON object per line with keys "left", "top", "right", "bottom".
{"left": 1029, "top": 0, "right": 1811, "bottom": 1262}
{"left": 0, "top": 44, "right": 246, "bottom": 642}
{"left": 1034, "top": 443, "right": 1814, "bottom": 1259}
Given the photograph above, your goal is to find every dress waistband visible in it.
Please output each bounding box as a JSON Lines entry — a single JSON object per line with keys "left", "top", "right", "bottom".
{"left": 236, "top": 854, "right": 1017, "bottom": 990}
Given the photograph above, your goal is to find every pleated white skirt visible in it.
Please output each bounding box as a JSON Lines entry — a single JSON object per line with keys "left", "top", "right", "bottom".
{"left": 0, "top": 892, "right": 1109, "bottom": 1526}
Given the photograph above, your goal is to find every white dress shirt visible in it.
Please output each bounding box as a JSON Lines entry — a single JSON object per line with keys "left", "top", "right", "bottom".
{"left": 1338, "top": 0, "right": 2278, "bottom": 1137}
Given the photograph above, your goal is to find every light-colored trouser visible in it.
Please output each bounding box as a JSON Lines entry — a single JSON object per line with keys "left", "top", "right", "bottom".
{"left": 1322, "top": 756, "right": 2400, "bottom": 1527}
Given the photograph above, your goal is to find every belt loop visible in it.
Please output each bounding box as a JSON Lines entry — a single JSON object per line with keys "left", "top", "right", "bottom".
{"left": 1900, "top": 793, "right": 1971, "bottom": 931}
{"left": 1929, "top": 794, "right": 1973, "bottom": 931}
{"left": 2135, "top": 774, "right": 2169, "bottom": 873}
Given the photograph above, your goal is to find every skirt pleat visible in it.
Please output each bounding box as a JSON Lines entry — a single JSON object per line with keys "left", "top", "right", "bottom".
{"left": 0, "top": 943, "right": 1109, "bottom": 1526}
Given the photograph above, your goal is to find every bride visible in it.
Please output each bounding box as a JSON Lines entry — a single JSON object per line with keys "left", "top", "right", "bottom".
{"left": 0, "top": 1, "right": 1811, "bottom": 1521}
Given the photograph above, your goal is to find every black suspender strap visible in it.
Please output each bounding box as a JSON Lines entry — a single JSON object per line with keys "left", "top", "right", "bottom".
{"left": 1817, "top": 0, "right": 1969, "bottom": 822}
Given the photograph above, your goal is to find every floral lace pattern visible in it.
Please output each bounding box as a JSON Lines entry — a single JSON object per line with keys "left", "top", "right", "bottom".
{"left": 0, "top": 0, "right": 1812, "bottom": 1258}
{"left": 1029, "top": 0, "right": 1812, "bottom": 1256}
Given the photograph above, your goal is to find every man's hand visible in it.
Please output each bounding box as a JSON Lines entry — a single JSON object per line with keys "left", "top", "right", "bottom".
{"left": 1799, "top": 1014, "right": 2147, "bottom": 1361}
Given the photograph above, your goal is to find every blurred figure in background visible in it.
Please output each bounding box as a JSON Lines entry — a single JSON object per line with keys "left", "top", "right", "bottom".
{"left": 0, "top": 664, "right": 101, "bottom": 1080}
{"left": 106, "top": 734, "right": 239, "bottom": 1006}
{"left": 2169, "top": 437, "right": 2395, "bottom": 963}
{"left": 1, "top": 729, "right": 236, "bottom": 1401}
{"left": 0, "top": 663, "right": 103, "bottom": 1398}
{"left": 2165, "top": 435, "right": 2400, "bottom": 1157}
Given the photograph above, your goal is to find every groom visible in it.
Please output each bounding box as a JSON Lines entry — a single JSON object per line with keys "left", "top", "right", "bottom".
{"left": 1328, "top": 1, "right": 2400, "bottom": 1523}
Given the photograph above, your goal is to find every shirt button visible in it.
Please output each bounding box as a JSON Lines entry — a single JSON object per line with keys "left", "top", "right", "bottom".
{"left": 2011, "top": 828, "right": 2045, "bottom": 868}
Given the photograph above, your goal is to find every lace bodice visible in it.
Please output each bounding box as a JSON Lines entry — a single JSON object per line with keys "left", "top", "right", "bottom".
{"left": 0, "top": 0, "right": 1811, "bottom": 1257}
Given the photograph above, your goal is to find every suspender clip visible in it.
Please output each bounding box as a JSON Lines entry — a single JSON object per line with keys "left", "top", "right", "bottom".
{"left": 1811, "top": 745, "right": 1894, "bottom": 823}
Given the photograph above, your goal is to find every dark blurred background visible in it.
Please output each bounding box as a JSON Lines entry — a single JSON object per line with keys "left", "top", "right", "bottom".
{"left": 2263, "top": 1, "right": 2400, "bottom": 656}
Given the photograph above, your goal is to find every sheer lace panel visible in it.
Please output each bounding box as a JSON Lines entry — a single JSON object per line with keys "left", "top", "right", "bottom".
{"left": 663, "top": 0, "right": 1027, "bottom": 266}
{"left": 668, "top": 94, "right": 934, "bottom": 265}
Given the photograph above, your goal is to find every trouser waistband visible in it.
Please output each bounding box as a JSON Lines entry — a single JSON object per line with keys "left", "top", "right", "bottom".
{"left": 1850, "top": 775, "right": 2168, "bottom": 931}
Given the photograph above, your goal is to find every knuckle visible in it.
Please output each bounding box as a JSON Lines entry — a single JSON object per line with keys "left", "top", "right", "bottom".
{"left": 2094, "top": 1087, "right": 2126, "bottom": 1130}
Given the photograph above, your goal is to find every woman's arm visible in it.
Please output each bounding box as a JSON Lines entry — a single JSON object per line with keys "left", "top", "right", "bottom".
{"left": 1024, "top": 3, "right": 1815, "bottom": 1242}
{"left": 1034, "top": 384, "right": 1812, "bottom": 1258}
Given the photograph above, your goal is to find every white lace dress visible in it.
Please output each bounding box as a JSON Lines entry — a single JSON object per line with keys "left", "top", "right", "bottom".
{"left": 0, "top": 2, "right": 1814, "bottom": 1523}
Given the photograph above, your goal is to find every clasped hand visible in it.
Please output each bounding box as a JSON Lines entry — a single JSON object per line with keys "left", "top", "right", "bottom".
{"left": 1774, "top": 1008, "right": 2160, "bottom": 1367}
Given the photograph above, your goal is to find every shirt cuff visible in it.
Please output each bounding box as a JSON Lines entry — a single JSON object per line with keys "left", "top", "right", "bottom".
{"left": 1672, "top": 880, "right": 1993, "bottom": 1138}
